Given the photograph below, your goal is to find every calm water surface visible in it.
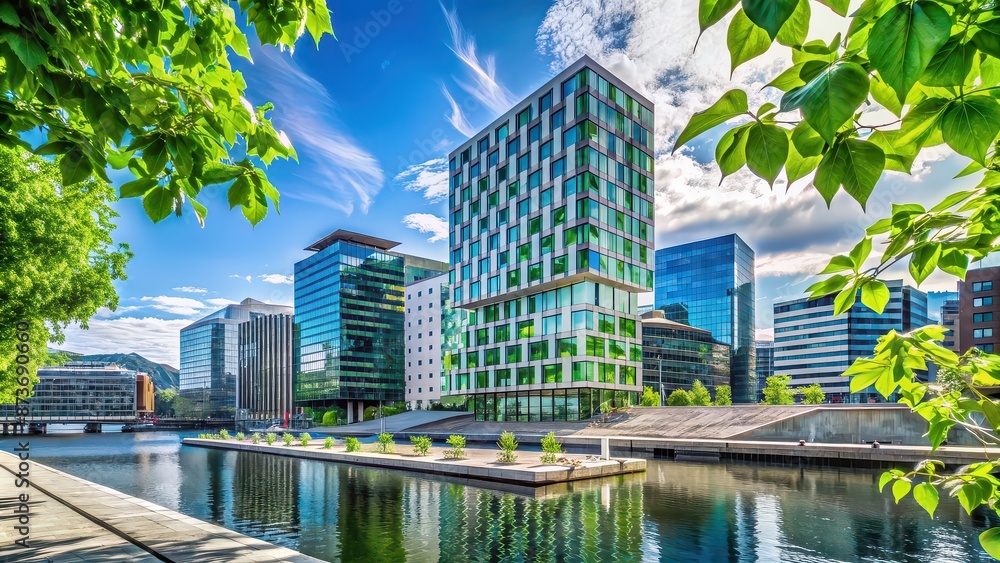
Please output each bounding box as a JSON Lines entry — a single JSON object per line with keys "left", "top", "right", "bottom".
{"left": 3, "top": 429, "right": 997, "bottom": 562}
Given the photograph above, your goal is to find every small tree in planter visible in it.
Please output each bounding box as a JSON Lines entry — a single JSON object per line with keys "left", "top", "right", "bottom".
{"left": 540, "top": 432, "right": 562, "bottom": 464}
{"left": 282, "top": 432, "right": 294, "bottom": 446}
{"left": 444, "top": 435, "right": 466, "bottom": 459}
{"left": 219, "top": 429, "right": 230, "bottom": 440}
{"left": 251, "top": 433, "right": 261, "bottom": 445}
{"left": 410, "top": 435, "right": 432, "bottom": 456}
{"left": 345, "top": 437, "right": 361, "bottom": 452}
{"left": 235, "top": 432, "right": 245, "bottom": 441}
{"left": 300, "top": 433, "right": 312, "bottom": 447}
{"left": 324, "top": 437, "right": 334, "bottom": 449}
{"left": 265, "top": 433, "right": 277, "bottom": 445}
{"left": 496, "top": 431, "right": 518, "bottom": 463}
{"left": 376, "top": 432, "right": 395, "bottom": 454}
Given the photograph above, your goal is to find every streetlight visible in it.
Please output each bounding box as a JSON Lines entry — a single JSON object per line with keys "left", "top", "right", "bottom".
{"left": 658, "top": 353, "right": 664, "bottom": 405}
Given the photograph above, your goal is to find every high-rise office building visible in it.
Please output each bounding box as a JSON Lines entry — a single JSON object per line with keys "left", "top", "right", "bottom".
{"left": 405, "top": 274, "right": 448, "bottom": 410}
{"left": 640, "top": 310, "right": 730, "bottom": 402}
{"left": 442, "top": 55, "right": 655, "bottom": 421}
{"left": 957, "top": 266, "right": 1000, "bottom": 354}
{"left": 293, "top": 230, "right": 448, "bottom": 423}
{"left": 654, "top": 234, "right": 756, "bottom": 403}
{"left": 180, "top": 298, "right": 292, "bottom": 416}
{"left": 941, "top": 298, "right": 960, "bottom": 353}
{"left": 754, "top": 340, "right": 774, "bottom": 403}
{"left": 772, "top": 279, "right": 929, "bottom": 403}
{"left": 238, "top": 313, "right": 294, "bottom": 424}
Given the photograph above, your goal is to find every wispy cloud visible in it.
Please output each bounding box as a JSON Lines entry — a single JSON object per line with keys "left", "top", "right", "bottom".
{"left": 205, "top": 298, "right": 239, "bottom": 308}
{"left": 139, "top": 296, "right": 208, "bottom": 316}
{"left": 396, "top": 157, "right": 450, "bottom": 202}
{"left": 249, "top": 47, "right": 385, "bottom": 214}
{"left": 259, "top": 274, "right": 294, "bottom": 285}
{"left": 442, "top": 86, "right": 477, "bottom": 137}
{"left": 173, "top": 286, "right": 207, "bottom": 294}
{"left": 402, "top": 213, "right": 449, "bottom": 243}
{"left": 230, "top": 274, "right": 252, "bottom": 282}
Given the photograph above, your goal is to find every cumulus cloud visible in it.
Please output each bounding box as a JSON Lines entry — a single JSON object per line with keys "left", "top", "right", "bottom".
{"left": 172, "top": 286, "right": 207, "bottom": 294}
{"left": 61, "top": 317, "right": 191, "bottom": 367}
{"left": 249, "top": 47, "right": 384, "bottom": 214}
{"left": 396, "top": 157, "right": 450, "bottom": 202}
{"left": 402, "top": 213, "right": 449, "bottom": 243}
{"left": 259, "top": 274, "right": 294, "bottom": 285}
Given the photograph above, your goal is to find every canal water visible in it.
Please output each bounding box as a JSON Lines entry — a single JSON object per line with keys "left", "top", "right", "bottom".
{"left": 3, "top": 430, "right": 996, "bottom": 562}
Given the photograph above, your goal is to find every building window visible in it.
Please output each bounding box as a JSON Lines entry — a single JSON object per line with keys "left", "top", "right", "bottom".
{"left": 540, "top": 140, "right": 552, "bottom": 160}
{"left": 974, "top": 281, "right": 994, "bottom": 292}
{"left": 552, "top": 108, "right": 565, "bottom": 129}
{"left": 478, "top": 136, "right": 489, "bottom": 155}
{"left": 984, "top": 344, "right": 995, "bottom": 353}
{"left": 974, "top": 313, "right": 994, "bottom": 322}
{"left": 540, "top": 90, "right": 552, "bottom": 112}
{"left": 529, "top": 123, "right": 541, "bottom": 144}
{"left": 517, "top": 106, "right": 532, "bottom": 128}
{"left": 496, "top": 122, "right": 508, "bottom": 142}
{"left": 975, "top": 297, "right": 994, "bottom": 307}
{"left": 974, "top": 328, "right": 994, "bottom": 338}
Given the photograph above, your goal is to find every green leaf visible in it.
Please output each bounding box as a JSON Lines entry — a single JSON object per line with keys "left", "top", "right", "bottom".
{"left": 818, "top": 0, "right": 849, "bottom": 17}
{"left": 930, "top": 190, "right": 975, "bottom": 212}
{"left": 849, "top": 237, "right": 873, "bottom": 269}
{"left": 913, "top": 483, "right": 939, "bottom": 518}
{"left": 757, "top": 102, "right": 777, "bottom": 117}
{"left": 699, "top": 0, "right": 741, "bottom": 32}
{"left": 728, "top": 9, "right": 772, "bottom": 75}
{"left": 922, "top": 35, "right": 974, "bottom": 87}
{"left": 790, "top": 121, "right": 825, "bottom": 157}
{"left": 869, "top": 74, "right": 903, "bottom": 117}
{"left": 980, "top": 399, "right": 1000, "bottom": 432}
{"left": 980, "top": 528, "right": 1000, "bottom": 559}
{"left": 716, "top": 125, "right": 749, "bottom": 183}
{"left": 866, "top": 217, "right": 891, "bottom": 236}
{"left": 954, "top": 160, "right": 983, "bottom": 179}
{"left": 674, "top": 90, "right": 749, "bottom": 152}
{"left": 861, "top": 279, "right": 890, "bottom": 313}
{"left": 878, "top": 471, "right": 893, "bottom": 492}
{"left": 745, "top": 122, "right": 788, "bottom": 186}
{"left": 242, "top": 186, "right": 268, "bottom": 226}
{"left": 189, "top": 198, "right": 208, "bottom": 227}
{"left": 848, "top": 359, "right": 888, "bottom": 393}
{"left": 59, "top": 149, "right": 92, "bottom": 185}
{"left": 304, "top": 0, "right": 335, "bottom": 48}
{"left": 972, "top": 19, "right": 1000, "bottom": 59}
{"left": 119, "top": 178, "right": 157, "bottom": 198}
{"left": 142, "top": 186, "right": 174, "bottom": 223}
{"left": 868, "top": 130, "right": 918, "bottom": 174}
{"left": 908, "top": 243, "right": 941, "bottom": 285}
{"left": 897, "top": 97, "right": 948, "bottom": 146}
{"left": 820, "top": 255, "right": 855, "bottom": 274}
{"left": 868, "top": 1, "right": 951, "bottom": 104}
{"left": 1, "top": 29, "right": 47, "bottom": 69}
{"left": 807, "top": 273, "right": 849, "bottom": 297}
{"left": 937, "top": 248, "right": 969, "bottom": 278}
{"left": 202, "top": 163, "right": 246, "bottom": 186}
{"left": 941, "top": 97, "right": 1000, "bottom": 165}
{"left": 814, "top": 138, "right": 885, "bottom": 208}
{"left": 785, "top": 138, "right": 821, "bottom": 185}
{"left": 781, "top": 62, "right": 870, "bottom": 145}
{"left": 892, "top": 478, "right": 912, "bottom": 504}
{"left": 776, "top": 0, "right": 810, "bottom": 47}
{"left": 228, "top": 176, "right": 251, "bottom": 209}
{"left": 834, "top": 283, "right": 858, "bottom": 316}
{"left": 743, "top": 0, "right": 798, "bottom": 41}
{"left": 958, "top": 483, "right": 982, "bottom": 515}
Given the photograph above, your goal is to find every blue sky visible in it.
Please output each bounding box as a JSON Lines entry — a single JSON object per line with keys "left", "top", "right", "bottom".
{"left": 62, "top": 0, "right": 984, "bottom": 366}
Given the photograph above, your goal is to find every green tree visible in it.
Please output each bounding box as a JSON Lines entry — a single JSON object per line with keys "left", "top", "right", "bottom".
{"left": 800, "top": 383, "right": 826, "bottom": 405}
{"left": 0, "top": 147, "right": 131, "bottom": 402}
{"left": 155, "top": 388, "right": 178, "bottom": 416}
{"left": 714, "top": 385, "right": 733, "bottom": 406}
{"left": 760, "top": 375, "right": 795, "bottom": 405}
{"left": 666, "top": 389, "right": 692, "bottom": 406}
{"left": 321, "top": 410, "right": 339, "bottom": 426}
{"left": 686, "top": 1, "right": 1000, "bottom": 555}
{"left": 689, "top": 380, "right": 712, "bottom": 406}
{"left": 935, "top": 366, "right": 967, "bottom": 395}
{"left": 0, "top": 0, "right": 334, "bottom": 226}
{"left": 640, "top": 386, "right": 661, "bottom": 406}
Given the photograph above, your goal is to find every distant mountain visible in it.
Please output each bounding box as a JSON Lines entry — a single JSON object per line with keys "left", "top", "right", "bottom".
{"left": 47, "top": 350, "right": 179, "bottom": 391}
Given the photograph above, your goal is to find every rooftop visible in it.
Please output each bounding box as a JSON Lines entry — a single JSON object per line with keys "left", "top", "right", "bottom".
{"left": 640, "top": 310, "right": 711, "bottom": 334}
{"left": 305, "top": 229, "right": 401, "bottom": 253}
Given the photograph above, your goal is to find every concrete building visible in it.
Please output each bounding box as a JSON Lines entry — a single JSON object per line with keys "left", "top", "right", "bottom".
{"left": 773, "top": 280, "right": 929, "bottom": 403}
{"left": 135, "top": 373, "right": 155, "bottom": 415}
{"left": 941, "top": 298, "right": 960, "bottom": 353}
{"left": 755, "top": 340, "right": 774, "bottom": 403}
{"left": 957, "top": 266, "right": 1000, "bottom": 354}
{"left": 640, "top": 310, "right": 730, "bottom": 403}
{"left": 238, "top": 313, "right": 294, "bottom": 424}
{"left": 443, "top": 55, "right": 655, "bottom": 421}
{"left": 180, "top": 298, "right": 292, "bottom": 417}
{"left": 654, "top": 234, "right": 757, "bottom": 403}
{"left": 405, "top": 274, "right": 447, "bottom": 410}
{"left": 293, "top": 229, "right": 448, "bottom": 423}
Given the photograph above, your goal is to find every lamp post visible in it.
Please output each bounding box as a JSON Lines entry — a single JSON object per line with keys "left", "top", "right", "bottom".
{"left": 658, "top": 353, "right": 664, "bottom": 405}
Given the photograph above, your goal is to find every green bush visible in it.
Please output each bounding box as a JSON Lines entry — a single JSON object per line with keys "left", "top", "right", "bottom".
{"left": 219, "top": 429, "right": 230, "bottom": 440}
{"left": 235, "top": 432, "right": 245, "bottom": 441}
{"left": 376, "top": 432, "right": 395, "bottom": 454}
{"left": 444, "top": 434, "right": 466, "bottom": 459}
{"left": 251, "top": 432, "right": 261, "bottom": 445}
{"left": 345, "top": 437, "right": 361, "bottom": 452}
{"left": 540, "top": 432, "right": 562, "bottom": 464}
{"left": 410, "top": 435, "right": 432, "bottom": 456}
{"left": 496, "top": 431, "right": 518, "bottom": 463}
{"left": 282, "top": 432, "right": 293, "bottom": 446}
{"left": 324, "top": 436, "right": 334, "bottom": 449}
{"left": 300, "top": 433, "right": 312, "bottom": 447}
{"left": 265, "top": 433, "right": 276, "bottom": 445}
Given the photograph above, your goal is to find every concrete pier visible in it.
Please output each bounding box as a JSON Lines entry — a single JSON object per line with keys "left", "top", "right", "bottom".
{"left": 0, "top": 451, "right": 320, "bottom": 562}
{"left": 183, "top": 438, "right": 646, "bottom": 486}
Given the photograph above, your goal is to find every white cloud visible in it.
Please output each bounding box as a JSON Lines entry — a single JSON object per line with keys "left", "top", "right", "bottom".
{"left": 442, "top": 85, "right": 477, "bottom": 137}
{"left": 395, "top": 157, "right": 450, "bottom": 202}
{"left": 61, "top": 317, "right": 191, "bottom": 367}
{"left": 230, "top": 274, "right": 252, "bottom": 282}
{"left": 249, "top": 47, "right": 384, "bottom": 214}
{"left": 258, "top": 274, "right": 294, "bottom": 285}
{"left": 172, "top": 286, "right": 207, "bottom": 294}
{"left": 402, "top": 213, "right": 449, "bottom": 243}
{"left": 139, "top": 296, "right": 207, "bottom": 316}
{"left": 204, "top": 298, "right": 240, "bottom": 309}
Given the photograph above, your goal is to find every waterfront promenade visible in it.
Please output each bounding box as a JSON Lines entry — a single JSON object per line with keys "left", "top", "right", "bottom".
{"left": 0, "top": 451, "right": 320, "bottom": 562}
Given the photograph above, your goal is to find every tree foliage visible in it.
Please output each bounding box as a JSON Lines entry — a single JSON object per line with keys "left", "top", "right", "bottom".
{"left": 640, "top": 385, "right": 661, "bottom": 406}
{"left": 714, "top": 385, "right": 733, "bottom": 406}
{"left": 0, "top": 147, "right": 131, "bottom": 403}
{"left": 800, "top": 383, "right": 826, "bottom": 404}
{"left": 0, "top": 0, "right": 334, "bottom": 226}
{"left": 761, "top": 375, "right": 796, "bottom": 405}
{"left": 689, "top": 380, "right": 713, "bottom": 406}
{"left": 666, "top": 389, "right": 692, "bottom": 406}
{"left": 688, "top": 0, "right": 1000, "bottom": 555}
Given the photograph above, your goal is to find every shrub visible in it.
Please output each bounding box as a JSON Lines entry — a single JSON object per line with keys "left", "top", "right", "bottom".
{"left": 444, "top": 435, "right": 466, "bottom": 459}
{"left": 324, "top": 436, "right": 334, "bottom": 449}
{"left": 376, "top": 432, "right": 395, "bottom": 454}
{"left": 540, "top": 432, "right": 562, "bottom": 464}
{"left": 300, "top": 433, "right": 312, "bottom": 446}
{"left": 282, "top": 432, "right": 293, "bottom": 446}
{"left": 235, "top": 432, "right": 245, "bottom": 441}
{"left": 265, "top": 433, "right": 276, "bottom": 445}
{"left": 251, "top": 432, "right": 261, "bottom": 445}
{"left": 410, "top": 435, "right": 432, "bottom": 456}
{"left": 714, "top": 385, "right": 732, "bottom": 406}
{"left": 496, "top": 431, "right": 518, "bottom": 463}
{"left": 219, "top": 429, "right": 230, "bottom": 440}
{"left": 345, "top": 436, "right": 361, "bottom": 452}
{"left": 640, "top": 386, "right": 660, "bottom": 406}
{"left": 667, "top": 389, "right": 692, "bottom": 406}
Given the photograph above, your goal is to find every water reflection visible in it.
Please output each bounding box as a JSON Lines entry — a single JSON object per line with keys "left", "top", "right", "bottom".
{"left": 6, "top": 432, "right": 997, "bottom": 562}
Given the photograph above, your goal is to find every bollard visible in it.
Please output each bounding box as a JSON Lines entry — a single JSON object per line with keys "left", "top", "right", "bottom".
{"left": 601, "top": 437, "right": 610, "bottom": 460}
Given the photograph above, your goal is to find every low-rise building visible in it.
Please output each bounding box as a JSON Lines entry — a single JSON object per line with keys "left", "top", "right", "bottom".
{"left": 640, "top": 310, "right": 730, "bottom": 403}
{"left": 405, "top": 274, "right": 447, "bottom": 410}
{"left": 135, "top": 373, "right": 155, "bottom": 415}
{"left": 958, "top": 266, "right": 1000, "bottom": 354}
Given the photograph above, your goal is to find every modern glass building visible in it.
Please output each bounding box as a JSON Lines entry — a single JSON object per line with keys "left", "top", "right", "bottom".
{"left": 0, "top": 362, "right": 139, "bottom": 421}
{"left": 180, "top": 298, "right": 292, "bottom": 417}
{"left": 654, "top": 234, "right": 757, "bottom": 403}
{"left": 238, "top": 313, "right": 294, "bottom": 424}
{"left": 443, "top": 55, "right": 655, "bottom": 421}
{"left": 754, "top": 340, "right": 774, "bottom": 403}
{"left": 640, "top": 311, "right": 730, "bottom": 402}
{"left": 293, "top": 230, "right": 448, "bottom": 423}
{"left": 772, "top": 279, "right": 929, "bottom": 403}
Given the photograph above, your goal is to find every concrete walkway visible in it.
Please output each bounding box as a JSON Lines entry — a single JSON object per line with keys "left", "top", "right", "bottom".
{"left": 0, "top": 451, "right": 320, "bottom": 562}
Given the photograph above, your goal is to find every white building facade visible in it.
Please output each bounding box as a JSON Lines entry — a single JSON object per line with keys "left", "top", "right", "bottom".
{"left": 405, "top": 274, "right": 447, "bottom": 409}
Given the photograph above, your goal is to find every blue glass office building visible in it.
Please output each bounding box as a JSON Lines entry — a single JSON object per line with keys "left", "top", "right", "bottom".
{"left": 293, "top": 230, "right": 448, "bottom": 423}
{"left": 654, "top": 234, "right": 756, "bottom": 403}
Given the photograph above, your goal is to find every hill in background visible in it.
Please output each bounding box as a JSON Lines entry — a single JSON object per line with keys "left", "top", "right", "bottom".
{"left": 48, "top": 349, "right": 179, "bottom": 391}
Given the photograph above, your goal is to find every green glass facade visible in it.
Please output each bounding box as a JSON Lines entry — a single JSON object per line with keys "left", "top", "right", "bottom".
{"left": 444, "top": 56, "right": 654, "bottom": 420}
